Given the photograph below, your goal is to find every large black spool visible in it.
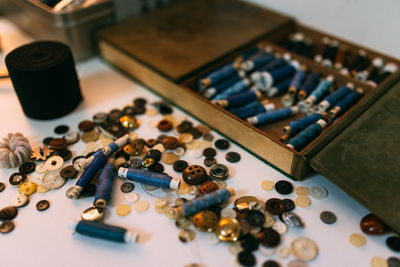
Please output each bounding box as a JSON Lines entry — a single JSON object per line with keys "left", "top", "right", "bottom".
{"left": 5, "top": 41, "right": 82, "bottom": 120}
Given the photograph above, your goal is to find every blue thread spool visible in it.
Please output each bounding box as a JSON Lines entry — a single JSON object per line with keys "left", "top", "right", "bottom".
{"left": 252, "top": 63, "right": 297, "bottom": 92}
{"left": 240, "top": 53, "right": 275, "bottom": 72}
{"left": 216, "top": 89, "right": 262, "bottom": 108}
{"left": 282, "top": 65, "right": 307, "bottom": 107}
{"left": 283, "top": 113, "right": 325, "bottom": 136}
{"left": 318, "top": 83, "right": 354, "bottom": 112}
{"left": 199, "top": 62, "right": 237, "bottom": 89}
{"left": 368, "top": 62, "right": 398, "bottom": 87}
{"left": 170, "top": 188, "right": 235, "bottom": 218}
{"left": 287, "top": 119, "right": 327, "bottom": 151}
{"left": 262, "top": 53, "right": 291, "bottom": 71}
{"left": 238, "top": 46, "right": 260, "bottom": 62}
{"left": 94, "top": 161, "right": 116, "bottom": 208}
{"left": 228, "top": 100, "right": 261, "bottom": 114}
{"left": 118, "top": 167, "right": 180, "bottom": 189}
{"left": 304, "top": 75, "right": 334, "bottom": 108}
{"left": 247, "top": 106, "right": 298, "bottom": 126}
{"left": 297, "top": 72, "right": 320, "bottom": 100}
{"left": 213, "top": 78, "right": 250, "bottom": 100}
{"left": 267, "top": 77, "right": 292, "bottom": 98}
{"left": 231, "top": 102, "right": 275, "bottom": 120}
{"left": 71, "top": 220, "right": 138, "bottom": 244}
{"left": 329, "top": 88, "right": 364, "bottom": 118}
{"left": 203, "top": 71, "right": 245, "bottom": 99}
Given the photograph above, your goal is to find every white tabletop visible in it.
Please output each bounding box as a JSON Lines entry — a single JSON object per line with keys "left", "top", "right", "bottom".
{"left": 0, "top": 19, "right": 397, "bottom": 267}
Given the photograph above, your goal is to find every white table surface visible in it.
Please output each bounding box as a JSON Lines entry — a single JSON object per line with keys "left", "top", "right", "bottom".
{"left": 0, "top": 19, "right": 397, "bottom": 267}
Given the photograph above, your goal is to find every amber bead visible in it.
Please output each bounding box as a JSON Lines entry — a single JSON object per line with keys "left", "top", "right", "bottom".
{"left": 360, "top": 213, "right": 389, "bottom": 235}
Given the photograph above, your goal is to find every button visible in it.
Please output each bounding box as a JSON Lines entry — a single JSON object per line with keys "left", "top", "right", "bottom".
{"left": 192, "top": 210, "right": 218, "bottom": 232}
{"left": 55, "top": 149, "right": 72, "bottom": 161}
{"left": 178, "top": 133, "right": 194, "bottom": 144}
{"left": 176, "top": 120, "right": 192, "bottom": 133}
{"left": 134, "top": 97, "right": 147, "bottom": 107}
{"left": 203, "top": 133, "right": 214, "bottom": 141}
{"left": 148, "top": 163, "right": 164, "bottom": 173}
{"left": 204, "top": 157, "right": 217, "bottom": 167}
{"left": 261, "top": 180, "right": 275, "bottom": 191}
{"left": 239, "top": 234, "right": 259, "bottom": 251}
{"left": 174, "top": 197, "right": 188, "bottom": 206}
{"left": 146, "top": 138, "right": 158, "bottom": 148}
{"left": 0, "top": 206, "right": 18, "bottom": 220}
{"left": 154, "top": 197, "right": 168, "bottom": 213}
{"left": 182, "top": 165, "right": 208, "bottom": 185}
{"left": 281, "top": 212, "right": 304, "bottom": 228}
{"left": 121, "top": 182, "right": 135, "bottom": 193}
{"left": 257, "top": 228, "right": 281, "bottom": 248}
{"left": 360, "top": 213, "right": 389, "bottom": 235}
{"left": 275, "top": 180, "right": 293, "bottom": 195}
{"left": 386, "top": 236, "right": 400, "bottom": 252}
{"left": 60, "top": 165, "right": 78, "bottom": 179}
{"left": 235, "top": 196, "right": 259, "bottom": 211}
{"left": 283, "top": 199, "right": 295, "bottom": 212}
{"left": 18, "top": 181, "right": 37, "bottom": 196}
{"left": 275, "top": 245, "right": 291, "bottom": 259}
{"left": 129, "top": 157, "right": 143, "bottom": 168}
{"left": 291, "top": 237, "right": 318, "bottom": 261}
{"left": 265, "top": 198, "right": 285, "bottom": 215}
{"left": 197, "top": 124, "right": 211, "bottom": 135}
{"left": 145, "top": 149, "right": 162, "bottom": 163}
{"left": 229, "top": 241, "right": 243, "bottom": 255}
{"left": 81, "top": 207, "right": 104, "bottom": 221}
{"left": 309, "top": 185, "right": 328, "bottom": 200}
{"left": 18, "top": 162, "right": 36, "bottom": 174}
{"left": 54, "top": 124, "right": 69, "bottom": 134}
{"left": 31, "top": 146, "right": 53, "bottom": 161}
{"left": 203, "top": 147, "right": 216, "bottom": 158}
{"left": 173, "top": 146, "right": 185, "bottom": 156}
{"left": 295, "top": 186, "right": 309, "bottom": 196}
{"left": 0, "top": 220, "right": 15, "bottom": 234}
{"left": 186, "top": 140, "right": 201, "bottom": 150}
{"left": 116, "top": 203, "right": 131, "bottom": 216}
{"left": 11, "top": 194, "right": 29, "bottom": 207}
{"left": 215, "top": 180, "right": 227, "bottom": 189}
{"left": 161, "top": 152, "right": 179, "bottom": 165}
{"left": 215, "top": 218, "right": 240, "bottom": 242}
{"left": 215, "top": 139, "right": 230, "bottom": 150}
{"left": 178, "top": 228, "right": 196, "bottom": 243}
{"left": 388, "top": 257, "right": 400, "bottom": 267}
{"left": 263, "top": 213, "right": 276, "bottom": 228}
{"left": 0, "top": 182, "right": 5, "bottom": 192}
{"left": 125, "top": 193, "right": 139, "bottom": 203}
{"left": 175, "top": 217, "right": 192, "bottom": 229}
{"left": 349, "top": 233, "right": 367, "bottom": 247}
{"left": 119, "top": 115, "right": 139, "bottom": 130}
{"left": 134, "top": 200, "right": 149, "bottom": 212}
{"left": 42, "top": 171, "right": 66, "bottom": 189}
{"left": 190, "top": 128, "right": 202, "bottom": 139}
{"left": 246, "top": 210, "right": 265, "bottom": 226}
{"left": 35, "top": 164, "right": 48, "bottom": 174}
{"left": 81, "top": 130, "right": 100, "bottom": 143}
{"left": 64, "top": 131, "right": 80, "bottom": 144}
{"left": 370, "top": 257, "right": 388, "bottom": 267}
{"left": 225, "top": 151, "right": 241, "bottom": 163}
{"left": 288, "top": 260, "right": 309, "bottom": 267}
{"left": 78, "top": 120, "right": 95, "bottom": 132}
{"left": 157, "top": 119, "right": 173, "bottom": 132}
{"left": 143, "top": 184, "right": 158, "bottom": 192}
{"left": 237, "top": 251, "right": 256, "bottom": 266}
{"left": 295, "top": 196, "right": 311, "bottom": 208}
{"left": 220, "top": 207, "right": 236, "bottom": 218}
{"left": 9, "top": 172, "right": 27, "bottom": 186}
{"left": 209, "top": 163, "right": 229, "bottom": 180}
{"left": 36, "top": 200, "right": 50, "bottom": 211}
{"left": 122, "top": 105, "right": 136, "bottom": 116}
{"left": 176, "top": 182, "right": 190, "bottom": 195}
{"left": 45, "top": 156, "right": 64, "bottom": 171}
{"left": 37, "top": 184, "right": 50, "bottom": 194}
{"left": 200, "top": 181, "right": 218, "bottom": 194}
{"left": 49, "top": 138, "right": 68, "bottom": 150}
{"left": 124, "top": 140, "right": 144, "bottom": 155}
{"left": 162, "top": 136, "right": 179, "bottom": 149}
{"left": 320, "top": 211, "right": 337, "bottom": 224}
{"left": 108, "top": 109, "right": 123, "bottom": 121}
{"left": 42, "top": 137, "right": 53, "bottom": 146}
{"left": 262, "top": 260, "right": 281, "bottom": 267}
{"left": 273, "top": 221, "right": 288, "bottom": 234}
{"left": 93, "top": 112, "right": 108, "bottom": 124}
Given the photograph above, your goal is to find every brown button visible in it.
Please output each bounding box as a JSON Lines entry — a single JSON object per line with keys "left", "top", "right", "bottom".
{"left": 192, "top": 210, "right": 218, "bottom": 232}
{"left": 60, "top": 165, "right": 78, "bottom": 179}
{"left": 0, "top": 220, "right": 15, "bottom": 234}
{"left": 124, "top": 140, "right": 145, "bottom": 155}
{"left": 146, "top": 138, "right": 158, "bottom": 148}
{"left": 182, "top": 165, "right": 208, "bottom": 185}
{"left": 157, "top": 119, "right": 173, "bottom": 132}
{"left": 257, "top": 228, "right": 281, "bottom": 248}
{"left": 265, "top": 198, "right": 286, "bottom": 215}
{"left": 360, "top": 213, "right": 389, "bottom": 235}
{"left": 200, "top": 181, "right": 219, "bottom": 194}
{"left": 78, "top": 120, "right": 95, "bottom": 132}
{"left": 0, "top": 206, "right": 18, "bottom": 220}
{"left": 49, "top": 138, "right": 67, "bottom": 151}
{"left": 162, "top": 136, "right": 179, "bottom": 149}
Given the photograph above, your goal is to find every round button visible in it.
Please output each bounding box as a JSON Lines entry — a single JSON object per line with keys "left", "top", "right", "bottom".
{"left": 119, "top": 115, "right": 139, "bottom": 130}
{"left": 349, "top": 233, "right": 367, "bottom": 247}
{"left": 9, "top": 172, "right": 27, "bottom": 186}
{"left": 239, "top": 234, "right": 259, "bottom": 251}
{"left": 246, "top": 210, "right": 266, "bottom": 226}
{"left": 386, "top": 236, "right": 400, "bottom": 252}
{"left": 54, "top": 124, "right": 69, "bottom": 134}
{"left": 45, "top": 156, "right": 64, "bottom": 171}
{"left": 309, "top": 185, "right": 328, "bottom": 200}
{"left": 93, "top": 112, "right": 108, "bottom": 124}
{"left": 161, "top": 152, "right": 179, "bottom": 165}
{"left": 81, "top": 130, "right": 100, "bottom": 143}
{"left": 320, "top": 211, "right": 337, "bottom": 224}
{"left": 209, "top": 164, "right": 229, "bottom": 180}
{"left": 192, "top": 210, "right": 219, "bottom": 232}
{"left": 182, "top": 165, "right": 208, "bottom": 185}
{"left": 0, "top": 206, "right": 18, "bottom": 220}
{"left": 0, "top": 220, "right": 15, "bottom": 234}
{"left": 36, "top": 200, "right": 50, "bottom": 211}
{"left": 134, "top": 200, "right": 149, "bottom": 212}
{"left": 282, "top": 212, "right": 305, "bottom": 228}
{"left": 162, "top": 136, "right": 179, "bottom": 149}
{"left": 173, "top": 160, "right": 188, "bottom": 172}
{"left": 214, "top": 139, "right": 230, "bottom": 150}
{"left": 178, "top": 133, "right": 193, "bottom": 144}
{"left": 78, "top": 120, "right": 95, "bottom": 132}
{"left": 148, "top": 162, "right": 164, "bottom": 173}
{"left": 60, "top": 165, "right": 78, "bottom": 179}
{"left": 203, "top": 133, "right": 214, "bottom": 141}
{"left": 42, "top": 171, "right": 66, "bottom": 189}
{"left": 225, "top": 151, "right": 241, "bottom": 163}
{"left": 295, "top": 196, "right": 311, "bottom": 208}
{"left": 116, "top": 203, "right": 131, "bottom": 216}
{"left": 283, "top": 199, "right": 296, "bottom": 212}
{"left": 203, "top": 147, "right": 216, "bottom": 158}
{"left": 275, "top": 180, "right": 293, "bottom": 195}
{"left": 360, "top": 213, "right": 389, "bottom": 235}
{"left": 49, "top": 138, "right": 68, "bottom": 150}
{"left": 257, "top": 228, "right": 281, "bottom": 248}
{"left": 176, "top": 120, "right": 192, "bottom": 133}
{"left": 19, "top": 162, "right": 36, "bottom": 174}
{"left": 81, "top": 207, "right": 104, "bottom": 221}
{"left": 262, "top": 260, "right": 281, "bottom": 267}
{"left": 237, "top": 251, "right": 256, "bottom": 266}
{"left": 265, "top": 198, "right": 285, "bottom": 215}
{"left": 55, "top": 149, "right": 72, "bottom": 161}
{"left": 215, "top": 218, "right": 240, "bottom": 242}
{"left": 121, "top": 182, "right": 135, "bottom": 193}
{"left": 291, "top": 237, "right": 318, "bottom": 261}
{"left": 64, "top": 131, "right": 80, "bottom": 144}
{"left": 295, "top": 186, "right": 310, "bottom": 196}
{"left": 157, "top": 119, "right": 173, "bottom": 132}
{"left": 18, "top": 182, "right": 37, "bottom": 196}
{"left": 200, "top": 181, "right": 219, "bottom": 194}
{"left": 235, "top": 196, "right": 260, "bottom": 211}
{"left": 261, "top": 180, "right": 275, "bottom": 191}
{"left": 178, "top": 228, "right": 196, "bottom": 243}
{"left": 204, "top": 157, "right": 217, "bottom": 167}
{"left": 0, "top": 182, "right": 5, "bottom": 192}
{"left": 11, "top": 194, "right": 29, "bottom": 207}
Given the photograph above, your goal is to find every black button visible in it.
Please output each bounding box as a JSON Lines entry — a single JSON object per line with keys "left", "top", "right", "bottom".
{"left": 204, "top": 157, "right": 217, "bottom": 167}
{"left": 145, "top": 149, "right": 162, "bottom": 162}
{"left": 265, "top": 198, "right": 285, "bottom": 215}
{"left": 146, "top": 138, "right": 158, "bottom": 148}
{"left": 129, "top": 157, "right": 143, "bottom": 169}
{"left": 60, "top": 165, "right": 78, "bottom": 179}
{"left": 275, "top": 180, "right": 293, "bottom": 195}
{"left": 123, "top": 106, "right": 137, "bottom": 116}
{"left": 121, "top": 182, "right": 135, "bottom": 193}
{"left": 215, "top": 139, "right": 230, "bottom": 150}
{"left": 225, "top": 151, "right": 241, "bottom": 163}
{"left": 239, "top": 234, "right": 259, "bottom": 251}
{"left": 320, "top": 211, "right": 337, "bottom": 224}
{"left": 108, "top": 109, "right": 123, "bottom": 122}
{"left": 36, "top": 200, "right": 50, "bottom": 211}
{"left": 257, "top": 228, "right": 281, "bottom": 248}
{"left": 388, "top": 257, "right": 400, "bottom": 267}
{"left": 154, "top": 101, "right": 172, "bottom": 114}
{"left": 133, "top": 97, "right": 147, "bottom": 107}
{"left": 283, "top": 199, "right": 295, "bottom": 212}
{"left": 182, "top": 165, "right": 208, "bottom": 185}
{"left": 173, "top": 160, "right": 188, "bottom": 172}
{"left": 262, "top": 260, "right": 281, "bottom": 267}
{"left": 56, "top": 149, "right": 72, "bottom": 161}
{"left": 203, "top": 147, "right": 216, "bottom": 158}
{"left": 176, "top": 120, "right": 193, "bottom": 133}
{"left": 0, "top": 206, "right": 18, "bottom": 220}
{"left": 54, "top": 124, "right": 69, "bottom": 134}
{"left": 9, "top": 172, "right": 27, "bottom": 186}
{"left": 0, "top": 220, "right": 15, "bottom": 234}
{"left": 190, "top": 128, "right": 202, "bottom": 139}
{"left": 148, "top": 162, "right": 164, "bottom": 173}
{"left": 237, "top": 251, "right": 256, "bottom": 266}
{"left": 18, "top": 162, "right": 36, "bottom": 174}
{"left": 42, "top": 137, "right": 53, "bottom": 146}
{"left": 386, "top": 236, "right": 400, "bottom": 252}
{"left": 0, "top": 182, "right": 5, "bottom": 192}
{"left": 134, "top": 105, "right": 146, "bottom": 115}
{"left": 246, "top": 210, "right": 265, "bottom": 226}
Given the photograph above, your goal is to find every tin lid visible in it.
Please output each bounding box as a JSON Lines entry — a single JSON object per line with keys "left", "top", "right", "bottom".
{"left": 310, "top": 81, "right": 400, "bottom": 233}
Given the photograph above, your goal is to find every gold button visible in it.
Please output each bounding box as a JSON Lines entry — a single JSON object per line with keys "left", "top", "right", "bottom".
{"left": 295, "top": 196, "right": 311, "bottom": 208}
{"left": 295, "top": 186, "right": 310, "bottom": 196}
{"left": 192, "top": 210, "right": 218, "bottom": 232}
{"left": 120, "top": 115, "right": 139, "bottom": 129}
{"left": 18, "top": 181, "right": 37, "bottom": 196}
{"left": 215, "top": 218, "right": 240, "bottom": 242}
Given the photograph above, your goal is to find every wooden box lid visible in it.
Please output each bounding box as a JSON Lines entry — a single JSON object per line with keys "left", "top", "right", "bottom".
{"left": 98, "top": 0, "right": 292, "bottom": 82}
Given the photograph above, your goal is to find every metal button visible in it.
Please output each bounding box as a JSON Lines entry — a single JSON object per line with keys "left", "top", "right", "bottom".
{"left": 42, "top": 171, "right": 66, "bottom": 189}
{"left": 215, "top": 218, "right": 240, "bottom": 242}
{"left": 235, "top": 196, "right": 260, "bottom": 211}
{"left": 119, "top": 115, "right": 139, "bottom": 129}
{"left": 81, "top": 207, "right": 104, "bottom": 221}
{"left": 182, "top": 165, "right": 208, "bottom": 185}
{"left": 281, "top": 212, "right": 305, "bottom": 228}
{"left": 178, "top": 228, "right": 196, "bottom": 243}
{"left": 36, "top": 200, "right": 50, "bottom": 211}
{"left": 309, "top": 185, "right": 328, "bottom": 200}
{"left": 209, "top": 164, "right": 229, "bottom": 180}
{"left": 192, "top": 210, "right": 218, "bottom": 232}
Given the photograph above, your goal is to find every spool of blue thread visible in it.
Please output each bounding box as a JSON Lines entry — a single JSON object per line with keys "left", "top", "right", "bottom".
{"left": 297, "top": 72, "right": 320, "bottom": 100}
{"left": 232, "top": 102, "right": 275, "bottom": 120}
{"left": 329, "top": 88, "right": 364, "bottom": 118}
{"left": 287, "top": 119, "right": 328, "bottom": 151}
{"left": 282, "top": 65, "right": 307, "bottom": 107}
{"left": 367, "top": 62, "right": 398, "bottom": 87}
{"left": 216, "top": 89, "right": 262, "bottom": 108}
{"left": 213, "top": 78, "right": 250, "bottom": 100}
{"left": 94, "top": 161, "right": 116, "bottom": 208}
{"left": 247, "top": 106, "right": 298, "bottom": 126}
{"left": 282, "top": 112, "right": 325, "bottom": 136}
{"left": 267, "top": 77, "right": 292, "bottom": 98}
{"left": 240, "top": 53, "right": 275, "bottom": 72}
{"left": 118, "top": 167, "right": 180, "bottom": 189}
{"left": 252, "top": 62, "right": 297, "bottom": 92}
{"left": 203, "top": 71, "right": 245, "bottom": 99}
{"left": 318, "top": 83, "right": 354, "bottom": 112}
{"left": 199, "top": 62, "right": 237, "bottom": 90}
{"left": 304, "top": 75, "right": 334, "bottom": 108}
{"left": 262, "top": 54, "right": 290, "bottom": 71}
{"left": 71, "top": 220, "right": 138, "bottom": 244}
